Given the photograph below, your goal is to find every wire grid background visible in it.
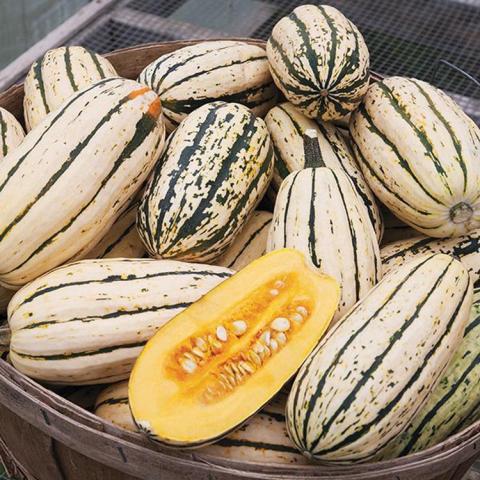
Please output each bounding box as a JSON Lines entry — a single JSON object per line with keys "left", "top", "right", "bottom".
{"left": 69, "top": 0, "right": 480, "bottom": 121}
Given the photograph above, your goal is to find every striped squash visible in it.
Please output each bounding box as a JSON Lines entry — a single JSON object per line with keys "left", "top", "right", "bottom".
{"left": 350, "top": 76, "right": 480, "bottom": 238}
{"left": 138, "top": 101, "right": 273, "bottom": 263}
{"left": 138, "top": 41, "right": 277, "bottom": 132}
{"left": 85, "top": 203, "right": 146, "bottom": 260}
{"left": 287, "top": 253, "right": 472, "bottom": 463}
{"left": 265, "top": 102, "right": 382, "bottom": 240}
{"left": 0, "top": 78, "right": 165, "bottom": 289}
{"left": 268, "top": 132, "right": 381, "bottom": 320}
{"left": 214, "top": 211, "right": 272, "bottom": 270}
{"left": 267, "top": 5, "right": 370, "bottom": 122}
{"left": 381, "top": 229, "right": 480, "bottom": 282}
{"left": 23, "top": 46, "right": 117, "bottom": 130}
{"left": 95, "top": 382, "right": 307, "bottom": 465}
{"left": 0, "top": 107, "right": 25, "bottom": 159}
{"left": 378, "top": 287, "right": 480, "bottom": 459}
{"left": 8, "top": 258, "right": 232, "bottom": 385}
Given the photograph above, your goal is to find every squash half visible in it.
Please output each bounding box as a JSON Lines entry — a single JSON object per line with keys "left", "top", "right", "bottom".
{"left": 129, "top": 249, "right": 340, "bottom": 447}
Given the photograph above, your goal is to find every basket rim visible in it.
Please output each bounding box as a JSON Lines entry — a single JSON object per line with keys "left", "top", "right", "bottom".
{"left": 0, "top": 38, "right": 478, "bottom": 478}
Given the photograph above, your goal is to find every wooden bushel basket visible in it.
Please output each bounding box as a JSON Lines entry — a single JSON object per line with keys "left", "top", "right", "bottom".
{"left": 0, "top": 39, "right": 479, "bottom": 480}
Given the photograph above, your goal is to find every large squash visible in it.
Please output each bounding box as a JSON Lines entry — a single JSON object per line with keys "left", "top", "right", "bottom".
{"left": 129, "top": 249, "right": 340, "bottom": 447}
{"left": 137, "top": 101, "right": 273, "bottom": 263}
{"left": 287, "top": 253, "right": 472, "bottom": 463}
{"left": 0, "top": 78, "right": 165, "bottom": 288}
{"left": 8, "top": 258, "right": 232, "bottom": 384}
{"left": 267, "top": 5, "right": 370, "bottom": 122}
{"left": 138, "top": 41, "right": 277, "bottom": 132}
{"left": 23, "top": 46, "right": 117, "bottom": 130}
{"left": 350, "top": 76, "right": 480, "bottom": 238}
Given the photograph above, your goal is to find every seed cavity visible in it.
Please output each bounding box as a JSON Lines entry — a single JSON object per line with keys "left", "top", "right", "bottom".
{"left": 232, "top": 320, "right": 247, "bottom": 335}
{"left": 271, "top": 317, "right": 290, "bottom": 332}
{"left": 216, "top": 326, "right": 228, "bottom": 342}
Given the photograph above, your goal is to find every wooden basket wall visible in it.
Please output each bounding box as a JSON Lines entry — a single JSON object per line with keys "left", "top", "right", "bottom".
{"left": 0, "top": 39, "right": 479, "bottom": 480}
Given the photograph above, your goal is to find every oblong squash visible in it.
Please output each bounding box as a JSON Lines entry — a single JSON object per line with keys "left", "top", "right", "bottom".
{"left": 287, "top": 253, "right": 472, "bottom": 463}
{"left": 377, "top": 287, "right": 480, "bottom": 459}
{"left": 265, "top": 102, "right": 382, "bottom": 240}
{"left": 85, "top": 203, "right": 146, "bottom": 259}
{"left": 138, "top": 41, "right": 277, "bottom": 132}
{"left": 138, "top": 101, "right": 273, "bottom": 263}
{"left": 214, "top": 211, "right": 272, "bottom": 270}
{"left": 350, "top": 76, "right": 480, "bottom": 238}
{"left": 0, "top": 107, "right": 25, "bottom": 159}
{"left": 8, "top": 258, "right": 232, "bottom": 385}
{"left": 129, "top": 249, "right": 340, "bottom": 447}
{"left": 267, "top": 5, "right": 370, "bottom": 122}
{"left": 381, "top": 229, "right": 480, "bottom": 282}
{"left": 268, "top": 133, "right": 381, "bottom": 320}
{"left": 95, "top": 382, "right": 307, "bottom": 465}
{"left": 0, "top": 77, "right": 165, "bottom": 288}
{"left": 23, "top": 46, "right": 117, "bottom": 130}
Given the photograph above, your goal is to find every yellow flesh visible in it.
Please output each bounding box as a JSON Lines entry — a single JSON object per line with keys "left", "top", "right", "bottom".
{"left": 129, "top": 249, "right": 340, "bottom": 446}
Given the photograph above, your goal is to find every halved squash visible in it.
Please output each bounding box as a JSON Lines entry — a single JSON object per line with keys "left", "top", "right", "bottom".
{"left": 129, "top": 249, "right": 340, "bottom": 447}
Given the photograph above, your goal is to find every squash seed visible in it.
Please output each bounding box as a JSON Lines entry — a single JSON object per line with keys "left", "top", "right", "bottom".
{"left": 275, "top": 332, "right": 287, "bottom": 345}
{"left": 296, "top": 306, "right": 308, "bottom": 317}
{"left": 269, "top": 289, "right": 280, "bottom": 296}
{"left": 180, "top": 358, "right": 197, "bottom": 374}
{"left": 216, "top": 326, "right": 228, "bottom": 342}
{"left": 191, "top": 347, "right": 205, "bottom": 359}
{"left": 249, "top": 351, "right": 262, "bottom": 366}
{"left": 232, "top": 320, "right": 247, "bottom": 335}
{"left": 195, "top": 337, "right": 208, "bottom": 352}
{"left": 291, "top": 313, "right": 304, "bottom": 323}
{"left": 271, "top": 317, "right": 290, "bottom": 332}
{"left": 270, "top": 339, "right": 279, "bottom": 352}
{"left": 260, "top": 330, "right": 271, "bottom": 345}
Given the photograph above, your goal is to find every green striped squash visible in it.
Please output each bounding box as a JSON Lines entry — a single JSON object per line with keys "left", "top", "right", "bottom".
{"left": 8, "top": 258, "right": 232, "bottom": 385}
{"left": 95, "top": 382, "right": 307, "bottom": 465}
{"left": 85, "top": 203, "right": 146, "bottom": 260}
{"left": 214, "top": 211, "right": 272, "bottom": 270}
{"left": 287, "top": 253, "right": 472, "bottom": 463}
{"left": 267, "top": 4, "right": 370, "bottom": 122}
{"left": 23, "top": 46, "right": 117, "bottom": 130}
{"left": 268, "top": 133, "right": 381, "bottom": 320}
{"left": 138, "top": 41, "right": 277, "bottom": 132}
{"left": 265, "top": 102, "right": 382, "bottom": 240}
{"left": 0, "top": 107, "right": 25, "bottom": 159}
{"left": 350, "top": 76, "right": 480, "bottom": 238}
{"left": 138, "top": 101, "right": 273, "bottom": 263}
{"left": 381, "top": 229, "right": 480, "bottom": 282}
{"left": 0, "top": 78, "right": 165, "bottom": 289}
{"left": 377, "top": 287, "right": 480, "bottom": 459}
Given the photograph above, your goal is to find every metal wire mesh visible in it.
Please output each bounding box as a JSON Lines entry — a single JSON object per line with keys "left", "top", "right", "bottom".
{"left": 69, "top": 0, "right": 480, "bottom": 120}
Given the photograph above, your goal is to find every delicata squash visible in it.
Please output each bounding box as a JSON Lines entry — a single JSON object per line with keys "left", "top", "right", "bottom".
{"left": 129, "top": 249, "right": 340, "bottom": 447}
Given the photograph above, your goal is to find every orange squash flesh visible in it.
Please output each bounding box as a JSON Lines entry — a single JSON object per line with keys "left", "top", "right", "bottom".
{"left": 129, "top": 249, "right": 340, "bottom": 447}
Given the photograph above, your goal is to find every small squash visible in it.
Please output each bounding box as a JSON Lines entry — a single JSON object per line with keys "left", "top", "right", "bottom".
{"left": 129, "top": 249, "right": 340, "bottom": 447}
{"left": 0, "top": 107, "right": 25, "bottom": 159}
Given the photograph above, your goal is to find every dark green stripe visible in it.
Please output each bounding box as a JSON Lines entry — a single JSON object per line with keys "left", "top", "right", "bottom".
{"left": 376, "top": 82, "right": 453, "bottom": 197}
{"left": 15, "top": 268, "right": 230, "bottom": 310}
{"left": 64, "top": 46, "right": 78, "bottom": 92}
{"left": 86, "top": 48, "right": 107, "bottom": 78}
{"left": 3, "top": 101, "right": 159, "bottom": 274}
{"left": 12, "top": 340, "right": 147, "bottom": 361}
{"left": 312, "top": 259, "right": 465, "bottom": 456}
{"left": 0, "top": 110, "right": 7, "bottom": 157}
{"left": 99, "top": 221, "right": 136, "bottom": 258}
{"left": 260, "top": 410, "right": 286, "bottom": 423}
{"left": 295, "top": 255, "right": 432, "bottom": 447}
{"left": 95, "top": 397, "right": 128, "bottom": 409}
{"left": 0, "top": 78, "right": 115, "bottom": 194}
{"left": 411, "top": 79, "right": 468, "bottom": 194}
{"left": 32, "top": 58, "right": 50, "bottom": 115}
{"left": 216, "top": 437, "right": 299, "bottom": 455}
{"left": 282, "top": 171, "right": 300, "bottom": 248}
{"left": 307, "top": 168, "right": 320, "bottom": 268}
{"left": 399, "top": 350, "right": 480, "bottom": 456}
{"left": 317, "top": 5, "right": 338, "bottom": 89}
{"left": 20, "top": 302, "right": 191, "bottom": 330}
{"left": 226, "top": 216, "right": 271, "bottom": 268}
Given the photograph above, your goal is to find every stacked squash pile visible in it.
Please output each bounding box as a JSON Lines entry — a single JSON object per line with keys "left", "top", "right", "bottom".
{"left": 0, "top": 3, "right": 480, "bottom": 467}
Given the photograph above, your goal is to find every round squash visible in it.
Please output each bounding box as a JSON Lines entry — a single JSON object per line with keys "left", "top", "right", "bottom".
{"left": 138, "top": 41, "right": 277, "bottom": 132}
{"left": 129, "top": 249, "right": 340, "bottom": 447}
{"left": 267, "top": 4, "right": 370, "bottom": 122}
{"left": 350, "top": 76, "right": 480, "bottom": 238}
{"left": 23, "top": 46, "right": 117, "bottom": 130}
{"left": 137, "top": 101, "right": 273, "bottom": 263}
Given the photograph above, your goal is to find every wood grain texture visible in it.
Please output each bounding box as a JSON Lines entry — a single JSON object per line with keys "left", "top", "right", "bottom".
{"left": 0, "top": 39, "right": 478, "bottom": 480}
